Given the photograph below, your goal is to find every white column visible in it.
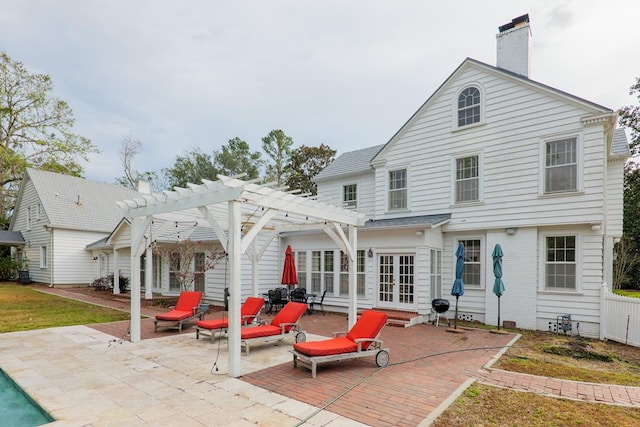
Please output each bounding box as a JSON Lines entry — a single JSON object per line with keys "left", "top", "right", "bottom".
{"left": 113, "top": 249, "right": 120, "bottom": 295}
{"left": 130, "top": 218, "right": 142, "bottom": 343}
{"left": 145, "top": 245, "right": 153, "bottom": 300}
{"left": 227, "top": 200, "right": 243, "bottom": 377}
{"left": 348, "top": 224, "right": 358, "bottom": 329}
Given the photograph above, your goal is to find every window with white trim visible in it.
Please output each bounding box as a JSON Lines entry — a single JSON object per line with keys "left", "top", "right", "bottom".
{"left": 458, "top": 86, "right": 480, "bottom": 127}
{"left": 343, "top": 184, "right": 357, "bottom": 209}
{"left": 296, "top": 251, "right": 307, "bottom": 289}
{"left": 545, "top": 236, "right": 576, "bottom": 290}
{"left": 339, "top": 250, "right": 365, "bottom": 297}
{"left": 40, "top": 246, "right": 47, "bottom": 268}
{"left": 545, "top": 137, "right": 577, "bottom": 193}
{"left": 455, "top": 155, "right": 479, "bottom": 203}
{"left": 311, "top": 251, "right": 321, "bottom": 293}
{"left": 388, "top": 169, "right": 407, "bottom": 210}
{"left": 430, "top": 249, "right": 443, "bottom": 299}
{"left": 458, "top": 239, "right": 481, "bottom": 287}
{"left": 27, "top": 207, "right": 32, "bottom": 231}
{"left": 324, "top": 251, "right": 334, "bottom": 294}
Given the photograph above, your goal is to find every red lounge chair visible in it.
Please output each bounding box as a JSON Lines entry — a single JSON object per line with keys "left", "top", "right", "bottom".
{"left": 240, "top": 301, "right": 308, "bottom": 355}
{"left": 195, "top": 297, "right": 265, "bottom": 341}
{"left": 290, "top": 309, "right": 390, "bottom": 378}
{"left": 154, "top": 291, "right": 204, "bottom": 332}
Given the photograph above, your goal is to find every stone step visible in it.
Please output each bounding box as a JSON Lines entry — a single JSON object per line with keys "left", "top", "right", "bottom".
{"left": 362, "top": 309, "right": 422, "bottom": 328}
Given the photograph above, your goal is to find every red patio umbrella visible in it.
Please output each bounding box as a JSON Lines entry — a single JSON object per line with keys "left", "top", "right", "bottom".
{"left": 281, "top": 245, "right": 298, "bottom": 288}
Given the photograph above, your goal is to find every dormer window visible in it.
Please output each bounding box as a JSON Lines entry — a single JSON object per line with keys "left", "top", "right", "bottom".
{"left": 457, "top": 86, "right": 481, "bottom": 127}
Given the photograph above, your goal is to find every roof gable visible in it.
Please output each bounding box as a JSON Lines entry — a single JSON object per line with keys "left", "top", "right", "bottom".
{"left": 18, "top": 168, "right": 142, "bottom": 233}
{"left": 373, "top": 57, "right": 614, "bottom": 163}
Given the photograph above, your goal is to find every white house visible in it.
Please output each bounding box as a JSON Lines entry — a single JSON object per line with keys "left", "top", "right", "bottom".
{"left": 3, "top": 15, "right": 630, "bottom": 340}
{"left": 282, "top": 15, "right": 630, "bottom": 337}
{"left": 6, "top": 168, "right": 142, "bottom": 287}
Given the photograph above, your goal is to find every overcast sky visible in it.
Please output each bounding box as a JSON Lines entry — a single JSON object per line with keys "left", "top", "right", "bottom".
{"left": 2, "top": 1, "right": 638, "bottom": 184}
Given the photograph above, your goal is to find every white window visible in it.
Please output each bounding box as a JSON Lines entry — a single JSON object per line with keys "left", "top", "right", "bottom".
{"left": 169, "top": 252, "right": 181, "bottom": 292}
{"left": 343, "top": 184, "right": 357, "bottom": 209}
{"left": 458, "top": 86, "right": 481, "bottom": 127}
{"left": 545, "top": 236, "right": 576, "bottom": 290}
{"left": 430, "top": 249, "right": 443, "bottom": 299}
{"left": 455, "top": 155, "right": 479, "bottom": 203}
{"left": 311, "top": 251, "right": 321, "bottom": 293}
{"left": 296, "top": 251, "right": 307, "bottom": 289}
{"left": 545, "top": 137, "right": 578, "bottom": 193}
{"left": 457, "top": 239, "right": 482, "bottom": 287}
{"left": 339, "top": 250, "right": 365, "bottom": 296}
{"left": 388, "top": 169, "right": 407, "bottom": 210}
{"left": 40, "top": 246, "right": 47, "bottom": 268}
{"left": 27, "top": 207, "right": 32, "bottom": 230}
{"left": 324, "top": 251, "right": 334, "bottom": 294}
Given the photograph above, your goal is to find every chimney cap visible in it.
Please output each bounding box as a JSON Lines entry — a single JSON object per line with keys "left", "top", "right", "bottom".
{"left": 498, "top": 14, "right": 530, "bottom": 33}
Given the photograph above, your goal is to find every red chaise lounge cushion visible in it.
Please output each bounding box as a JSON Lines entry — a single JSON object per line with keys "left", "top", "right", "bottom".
{"left": 155, "top": 291, "right": 202, "bottom": 321}
{"left": 293, "top": 310, "right": 388, "bottom": 356}
{"left": 196, "top": 296, "right": 265, "bottom": 330}
{"left": 240, "top": 302, "right": 307, "bottom": 339}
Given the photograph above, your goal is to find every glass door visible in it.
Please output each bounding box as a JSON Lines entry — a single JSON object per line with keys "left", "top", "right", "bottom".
{"left": 378, "top": 254, "right": 415, "bottom": 309}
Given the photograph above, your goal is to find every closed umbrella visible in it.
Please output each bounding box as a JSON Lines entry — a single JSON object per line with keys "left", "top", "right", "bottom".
{"left": 451, "top": 242, "right": 465, "bottom": 329}
{"left": 492, "top": 244, "right": 506, "bottom": 330}
{"left": 281, "top": 245, "right": 298, "bottom": 291}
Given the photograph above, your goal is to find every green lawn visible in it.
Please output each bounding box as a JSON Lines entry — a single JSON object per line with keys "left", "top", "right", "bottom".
{"left": 614, "top": 289, "right": 640, "bottom": 298}
{"left": 0, "top": 283, "right": 131, "bottom": 333}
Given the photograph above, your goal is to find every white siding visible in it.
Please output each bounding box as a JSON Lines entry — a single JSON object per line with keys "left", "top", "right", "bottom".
{"left": 53, "top": 229, "right": 109, "bottom": 285}
{"left": 606, "top": 158, "right": 625, "bottom": 236}
{"left": 308, "top": 60, "right": 620, "bottom": 336}
{"left": 316, "top": 173, "right": 376, "bottom": 218}
{"left": 377, "top": 65, "right": 609, "bottom": 230}
{"left": 10, "top": 178, "right": 51, "bottom": 284}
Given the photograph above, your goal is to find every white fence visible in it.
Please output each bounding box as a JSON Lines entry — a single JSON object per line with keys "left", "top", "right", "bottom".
{"left": 601, "top": 283, "right": 640, "bottom": 347}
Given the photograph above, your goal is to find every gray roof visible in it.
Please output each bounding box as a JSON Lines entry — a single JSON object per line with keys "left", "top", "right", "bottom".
{"left": 24, "top": 168, "right": 142, "bottom": 233}
{"left": 612, "top": 128, "right": 631, "bottom": 157}
{"left": 314, "top": 145, "right": 384, "bottom": 182}
{"left": 364, "top": 213, "right": 451, "bottom": 229}
{"left": 0, "top": 230, "right": 25, "bottom": 245}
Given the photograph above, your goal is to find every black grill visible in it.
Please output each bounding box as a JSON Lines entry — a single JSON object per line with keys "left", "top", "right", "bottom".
{"left": 431, "top": 298, "right": 450, "bottom": 314}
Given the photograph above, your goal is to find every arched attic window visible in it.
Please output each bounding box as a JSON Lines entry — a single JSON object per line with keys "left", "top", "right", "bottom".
{"left": 457, "top": 86, "right": 481, "bottom": 127}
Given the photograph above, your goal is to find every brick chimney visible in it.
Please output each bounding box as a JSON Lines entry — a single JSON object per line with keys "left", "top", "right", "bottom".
{"left": 496, "top": 14, "right": 531, "bottom": 78}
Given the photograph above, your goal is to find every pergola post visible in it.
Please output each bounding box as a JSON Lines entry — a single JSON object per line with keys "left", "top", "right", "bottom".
{"left": 227, "top": 200, "right": 242, "bottom": 377}
{"left": 130, "top": 218, "right": 142, "bottom": 343}
{"left": 348, "top": 224, "right": 358, "bottom": 329}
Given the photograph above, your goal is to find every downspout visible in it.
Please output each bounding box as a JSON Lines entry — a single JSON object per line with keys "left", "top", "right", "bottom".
{"left": 46, "top": 225, "right": 54, "bottom": 288}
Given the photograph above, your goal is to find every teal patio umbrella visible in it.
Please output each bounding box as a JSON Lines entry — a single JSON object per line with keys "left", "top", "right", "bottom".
{"left": 492, "top": 244, "right": 506, "bottom": 330}
{"left": 451, "top": 242, "right": 465, "bottom": 329}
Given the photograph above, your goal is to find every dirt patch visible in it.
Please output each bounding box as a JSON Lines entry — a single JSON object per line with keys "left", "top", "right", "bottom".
{"left": 494, "top": 329, "right": 640, "bottom": 385}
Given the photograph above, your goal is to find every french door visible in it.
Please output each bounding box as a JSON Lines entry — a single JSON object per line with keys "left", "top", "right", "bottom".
{"left": 378, "top": 254, "right": 415, "bottom": 310}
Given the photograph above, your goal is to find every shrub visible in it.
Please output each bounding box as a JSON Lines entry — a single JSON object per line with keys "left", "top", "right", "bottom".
{"left": 90, "top": 274, "right": 129, "bottom": 293}
{"left": 0, "top": 256, "right": 19, "bottom": 280}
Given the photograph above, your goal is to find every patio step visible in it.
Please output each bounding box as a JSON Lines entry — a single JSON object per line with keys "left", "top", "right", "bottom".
{"left": 364, "top": 309, "right": 423, "bottom": 328}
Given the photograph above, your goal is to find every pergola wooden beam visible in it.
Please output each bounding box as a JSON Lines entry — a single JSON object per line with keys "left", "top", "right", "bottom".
{"left": 119, "top": 175, "right": 364, "bottom": 378}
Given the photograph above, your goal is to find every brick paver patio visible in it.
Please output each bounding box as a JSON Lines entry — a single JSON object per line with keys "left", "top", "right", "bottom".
{"left": 34, "top": 285, "right": 640, "bottom": 426}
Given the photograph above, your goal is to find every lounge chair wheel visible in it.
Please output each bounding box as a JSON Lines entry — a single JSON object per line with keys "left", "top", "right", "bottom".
{"left": 295, "top": 331, "right": 306, "bottom": 343}
{"left": 375, "top": 350, "right": 389, "bottom": 367}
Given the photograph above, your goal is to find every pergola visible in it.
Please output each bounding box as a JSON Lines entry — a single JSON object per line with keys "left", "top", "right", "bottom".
{"left": 117, "top": 175, "right": 365, "bottom": 377}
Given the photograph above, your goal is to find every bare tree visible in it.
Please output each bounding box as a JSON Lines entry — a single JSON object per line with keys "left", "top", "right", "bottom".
{"left": 115, "top": 135, "right": 161, "bottom": 190}
{"left": 613, "top": 237, "right": 640, "bottom": 290}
